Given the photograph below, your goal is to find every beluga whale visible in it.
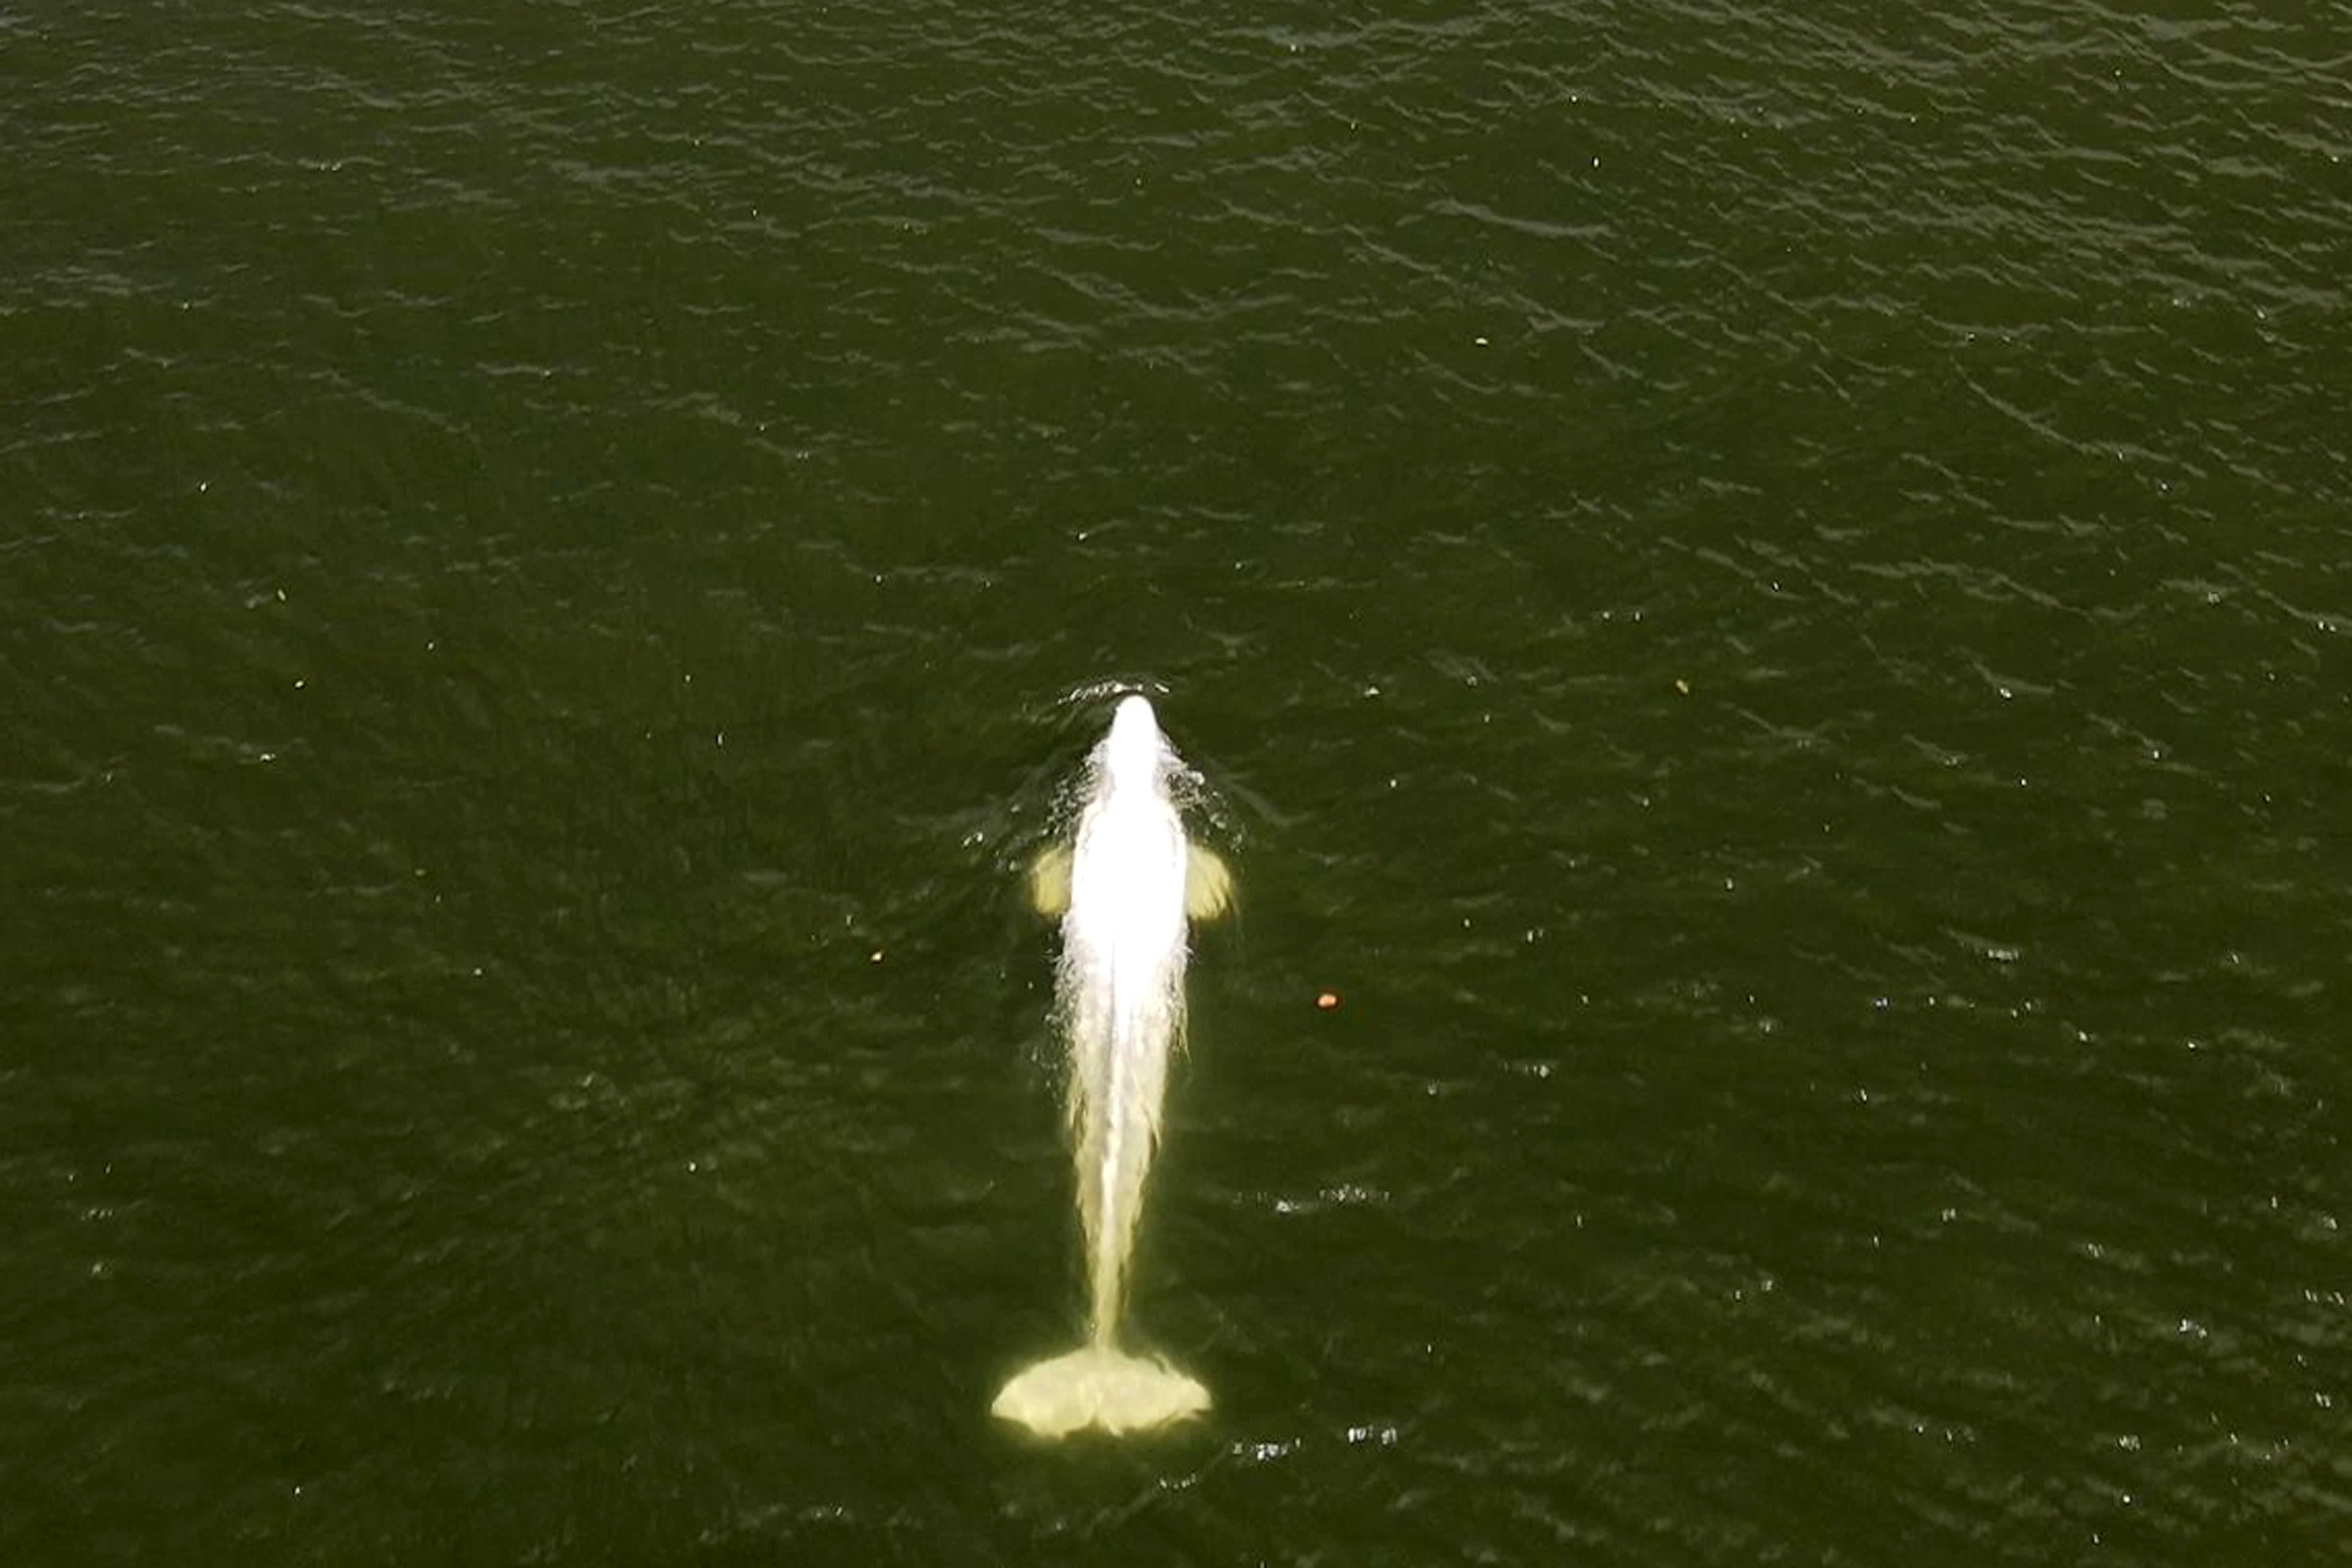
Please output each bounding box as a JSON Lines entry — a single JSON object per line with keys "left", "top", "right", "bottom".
{"left": 992, "top": 693, "right": 1233, "bottom": 1439}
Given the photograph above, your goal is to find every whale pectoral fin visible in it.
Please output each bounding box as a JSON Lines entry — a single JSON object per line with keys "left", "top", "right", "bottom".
{"left": 1028, "top": 844, "right": 1073, "bottom": 916}
{"left": 1184, "top": 845, "right": 1233, "bottom": 921}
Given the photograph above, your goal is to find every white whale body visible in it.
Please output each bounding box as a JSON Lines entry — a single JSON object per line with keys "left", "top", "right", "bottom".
{"left": 992, "top": 694, "right": 1232, "bottom": 1439}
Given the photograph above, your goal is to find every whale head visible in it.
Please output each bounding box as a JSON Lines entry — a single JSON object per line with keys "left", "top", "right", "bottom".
{"left": 1103, "top": 695, "right": 1165, "bottom": 793}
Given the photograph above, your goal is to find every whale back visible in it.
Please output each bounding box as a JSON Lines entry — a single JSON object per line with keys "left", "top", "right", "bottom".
{"left": 1057, "top": 697, "right": 1192, "bottom": 1341}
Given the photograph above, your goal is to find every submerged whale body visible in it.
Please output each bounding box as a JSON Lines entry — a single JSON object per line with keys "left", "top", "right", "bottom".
{"left": 992, "top": 694, "right": 1232, "bottom": 1440}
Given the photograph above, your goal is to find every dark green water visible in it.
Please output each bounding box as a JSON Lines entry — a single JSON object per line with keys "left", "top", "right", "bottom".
{"left": 5, "top": 0, "right": 2348, "bottom": 1560}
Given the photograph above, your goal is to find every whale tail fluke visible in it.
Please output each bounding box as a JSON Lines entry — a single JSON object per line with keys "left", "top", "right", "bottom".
{"left": 990, "top": 1344, "right": 1209, "bottom": 1439}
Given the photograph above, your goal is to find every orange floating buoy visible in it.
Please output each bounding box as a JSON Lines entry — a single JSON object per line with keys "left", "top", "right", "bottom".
{"left": 1316, "top": 991, "right": 1340, "bottom": 1010}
